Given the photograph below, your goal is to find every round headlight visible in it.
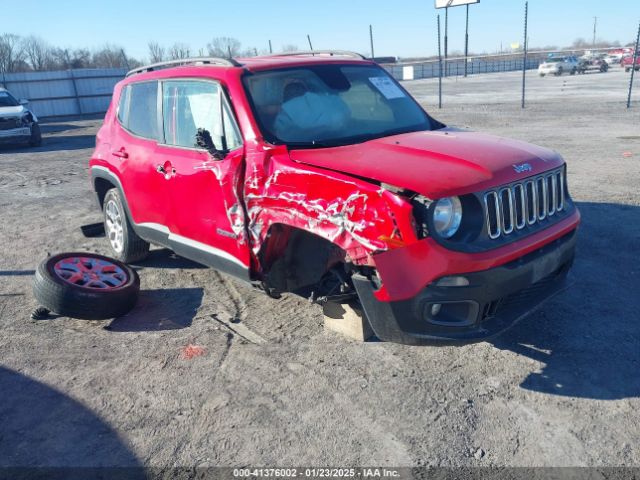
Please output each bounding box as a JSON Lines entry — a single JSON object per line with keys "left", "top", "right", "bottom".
{"left": 433, "top": 196, "right": 462, "bottom": 238}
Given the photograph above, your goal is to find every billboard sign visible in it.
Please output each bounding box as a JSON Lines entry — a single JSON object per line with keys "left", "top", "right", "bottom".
{"left": 435, "top": 0, "right": 479, "bottom": 8}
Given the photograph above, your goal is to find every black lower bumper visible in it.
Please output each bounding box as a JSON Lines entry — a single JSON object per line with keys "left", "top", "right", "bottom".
{"left": 354, "top": 230, "right": 577, "bottom": 345}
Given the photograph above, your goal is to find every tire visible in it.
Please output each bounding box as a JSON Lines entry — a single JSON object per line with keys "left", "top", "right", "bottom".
{"left": 600, "top": 64, "right": 608, "bottom": 73}
{"left": 29, "top": 123, "right": 42, "bottom": 147}
{"left": 555, "top": 67, "right": 563, "bottom": 76}
{"left": 626, "top": 67, "right": 632, "bottom": 72}
{"left": 103, "top": 188, "right": 149, "bottom": 263}
{"left": 539, "top": 73, "right": 545, "bottom": 77}
{"left": 33, "top": 252, "right": 140, "bottom": 320}
{"left": 570, "top": 67, "right": 577, "bottom": 75}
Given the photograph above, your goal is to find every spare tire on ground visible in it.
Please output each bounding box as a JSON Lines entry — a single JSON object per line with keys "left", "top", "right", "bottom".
{"left": 33, "top": 252, "right": 140, "bottom": 320}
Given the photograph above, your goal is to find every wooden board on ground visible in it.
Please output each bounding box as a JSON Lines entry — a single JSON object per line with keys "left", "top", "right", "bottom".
{"left": 322, "top": 301, "right": 373, "bottom": 342}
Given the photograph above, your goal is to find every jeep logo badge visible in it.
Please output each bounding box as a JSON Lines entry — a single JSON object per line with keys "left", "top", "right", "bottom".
{"left": 513, "top": 163, "right": 533, "bottom": 173}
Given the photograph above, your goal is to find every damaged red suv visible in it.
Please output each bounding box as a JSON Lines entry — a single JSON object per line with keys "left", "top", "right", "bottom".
{"left": 89, "top": 51, "right": 580, "bottom": 345}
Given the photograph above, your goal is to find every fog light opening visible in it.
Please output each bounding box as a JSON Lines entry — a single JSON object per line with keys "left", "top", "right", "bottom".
{"left": 423, "top": 300, "right": 479, "bottom": 327}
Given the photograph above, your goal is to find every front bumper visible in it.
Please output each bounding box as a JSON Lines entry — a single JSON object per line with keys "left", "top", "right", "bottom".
{"left": 354, "top": 229, "right": 577, "bottom": 345}
{"left": 0, "top": 126, "right": 31, "bottom": 143}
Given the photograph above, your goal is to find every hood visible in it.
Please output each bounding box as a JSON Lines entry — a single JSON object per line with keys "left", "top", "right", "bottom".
{"left": 289, "top": 128, "right": 563, "bottom": 198}
{"left": 0, "top": 105, "right": 27, "bottom": 118}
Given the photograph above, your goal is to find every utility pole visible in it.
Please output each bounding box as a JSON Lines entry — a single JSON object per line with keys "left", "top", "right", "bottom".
{"left": 307, "top": 34, "right": 313, "bottom": 51}
{"left": 444, "top": 6, "right": 449, "bottom": 77}
{"left": 369, "top": 24, "right": 375, "bottom": 59}
{"left": 627, "top": 21, "right": 640, "bottom": 109}
{"left": 593, "top": 17, "right": 597, "bottom": 48}
{"left": 464, "top": 4, "right": 470, "bottom": 77}
{"left": 268, "top": 40, "right": 273, "bottom": 54}
{"left": 521, "top": 1, "right": 529, "bottom": 109}
{"left": 438, "top": 14, "right": 443, "bottom": 109}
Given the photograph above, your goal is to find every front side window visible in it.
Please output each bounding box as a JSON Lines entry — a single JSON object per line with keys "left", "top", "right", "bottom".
{"left": 162, "top": 80, "right": 241, "bottom": 151}
{"left": 243, "top": 64, "right": 435, "bottom": 147}
{"left": 126, "top": 82, "right": 159, "bottom": 140}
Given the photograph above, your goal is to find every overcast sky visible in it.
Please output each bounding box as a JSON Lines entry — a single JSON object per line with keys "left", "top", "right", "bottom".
{"left": 3, "top": 0, "right": 638, "bottom": 60}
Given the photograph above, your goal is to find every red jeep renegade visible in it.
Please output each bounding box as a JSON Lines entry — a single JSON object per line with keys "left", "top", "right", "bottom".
{"left": 89, "top": 51, "right": 580, "bottom": 345}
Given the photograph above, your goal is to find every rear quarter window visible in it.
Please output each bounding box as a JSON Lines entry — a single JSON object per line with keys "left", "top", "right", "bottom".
{"left": 117, "top": 86, "right": 130, "bottom": 127}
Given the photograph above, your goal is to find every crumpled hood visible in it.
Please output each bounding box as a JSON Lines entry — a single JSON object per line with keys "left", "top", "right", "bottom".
{"left": 289, "top": 128, "right": 563, "bottom": 198}
{"left": 0, "top": 105, "right": 27, "bottom": 118}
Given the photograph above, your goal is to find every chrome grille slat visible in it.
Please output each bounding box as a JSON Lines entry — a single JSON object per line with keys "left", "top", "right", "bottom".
{"left": 548, "top": 175, "right": 556, "bottom": 216}
{"left": 484, "top": 191, "right": 501, "bottom": 239}
{"left": 482, "top": 167, "right": 567, "bottom": 240}
{"left": 513, "top": 184, "right": 526, "bottom": 229}
{"left": 525, "top": 180, "right": 537, "bottom": 225}
{"left": 499, "top": 188, "right": 515, "bottom": 234}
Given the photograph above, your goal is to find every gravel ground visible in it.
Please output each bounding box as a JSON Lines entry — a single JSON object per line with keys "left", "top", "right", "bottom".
{"left": 0, "top": 67, "right": 639, "bottom": 472}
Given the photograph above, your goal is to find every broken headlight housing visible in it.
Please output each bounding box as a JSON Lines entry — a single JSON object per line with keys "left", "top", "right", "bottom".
{"left": 21, "top": 112, "right": 34, "bottom": 126}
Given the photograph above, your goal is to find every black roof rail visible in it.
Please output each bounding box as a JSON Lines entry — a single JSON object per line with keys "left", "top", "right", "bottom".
{"left": 126, "top": 57, "right": 241, "bottom": 77}
{"left": 266, "top": 50, "right": 366, "bottom": 60}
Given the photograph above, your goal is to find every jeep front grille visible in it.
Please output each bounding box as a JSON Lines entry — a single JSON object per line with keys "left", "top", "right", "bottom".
{"left": 483, "top": 168, "right": 565, "bottom": 240}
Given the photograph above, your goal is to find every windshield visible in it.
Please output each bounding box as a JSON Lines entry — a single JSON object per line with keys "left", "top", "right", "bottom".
{"left": 0, "top": 91, "right": 19, "bottom": 108}
{"left": 243, "top": 64, "right": 436, "bottom": 147}
{"left": 546, "top": 58, "right": 564, "bottom": 63}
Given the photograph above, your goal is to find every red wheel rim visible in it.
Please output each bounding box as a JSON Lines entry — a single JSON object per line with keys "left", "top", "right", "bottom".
{"left": 53, "top": 256, "right": 128, "bottom": 289}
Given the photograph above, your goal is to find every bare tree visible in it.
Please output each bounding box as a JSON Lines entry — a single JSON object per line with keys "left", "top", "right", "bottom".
{"left": 207, "top": 37, "right": 242, "bottom": 57}
{"left": 0, "top": 33, "right": 26, "bottom": 74}
{"left": 168, "top": 43, "right": 191, "bottom": 60}
{"left": 281, "top": 44, "right": 299, "bottom": 53}
{"left": 148, "top": 41, "right": 165, "bottom": 63}
{"left": 23, "top": 36, "right": 51, "bottom": 71}
{"left": 92, "top": 45, "right": 127, "bottom": 68}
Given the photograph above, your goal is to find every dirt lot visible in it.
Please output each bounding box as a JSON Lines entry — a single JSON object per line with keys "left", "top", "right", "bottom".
{"left": 1, "top": 68, "right": 639, "bottom": 472}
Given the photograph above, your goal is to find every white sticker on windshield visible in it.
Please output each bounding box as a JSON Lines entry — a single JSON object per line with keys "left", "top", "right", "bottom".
{"left": 369, "top": 76, "right": 405, "bottom": 99}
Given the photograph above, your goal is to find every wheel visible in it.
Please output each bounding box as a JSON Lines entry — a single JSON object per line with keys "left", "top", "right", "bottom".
{"left": 103, "top": 188, "right": 149, "bottom": 263}
{"left": 539, "top": 73, "right": 545, "bottom": 77}
{"left": 601, "top": 64, "right": 608, "bottom": 73}
{"left": 626, "top": 67, "right": 632, "bottom": 72}
{"left": 555, "top": 67, "right": 563, "bottom": 76}
{"left": 29, "top": 123, "right": 42, "bottom": 147}
{"left": 570, "top": 67, "right": 577, "bottom": 75}
{"left": 33, "top": 252, "right": 140, "bottom": 320}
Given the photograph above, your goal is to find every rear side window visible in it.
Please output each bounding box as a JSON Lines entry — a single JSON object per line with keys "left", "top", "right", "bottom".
{"left": 125, "top": 82, "right": 159, "bottom": 140}
{"left": 162, "top": 80, "right": 241, "bottom": 151}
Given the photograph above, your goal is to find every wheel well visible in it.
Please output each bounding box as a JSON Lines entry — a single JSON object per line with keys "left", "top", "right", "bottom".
{"left": 259, "top": 224, "right": 347, "bottom": 295}
{"left": 94, "top": 177, "right": 115, "bottom": 209}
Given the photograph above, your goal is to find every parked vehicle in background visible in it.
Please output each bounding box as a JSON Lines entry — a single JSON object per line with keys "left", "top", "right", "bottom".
{"left": 89, "top": 52, "right": 580, "bottom": 345}
{"left": 622, "top": 55, "right": 640, "bottom": 72}
{"left": 0, "top": 88, "right": 42, "bottom": 147}
{"left": 603, "top": 54, "right": 622, "bottom": 67}
{"left": 577, "top": 54, "right": 609, "bottom": 74}
{"left": 538, "top": 56, "right": 579, "bottom": 76}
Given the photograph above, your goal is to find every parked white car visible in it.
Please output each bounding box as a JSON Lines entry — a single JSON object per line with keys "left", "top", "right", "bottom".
{"left": 538, "top": 56, "right": 579, "bottom": 76}
{"left": 604, "top": 54, "right": 622, "bottom": 66}
{"left": 0, "top": 88, "right": 41, "bottom": 147}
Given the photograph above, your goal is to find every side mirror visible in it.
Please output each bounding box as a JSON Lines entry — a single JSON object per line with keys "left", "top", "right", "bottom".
{"left": 19, "top": 98, "right": 29, "bottom": 105}
{"left": 195, "top": 128, "right": 226, "bottom": 160}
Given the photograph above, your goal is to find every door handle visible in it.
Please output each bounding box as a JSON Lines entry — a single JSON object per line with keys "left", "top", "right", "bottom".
{"left": 111, "top": 148, "right": 128, "bottom": 159}
{"left": 156, "top": 164, "right": 176, "bottom": 178}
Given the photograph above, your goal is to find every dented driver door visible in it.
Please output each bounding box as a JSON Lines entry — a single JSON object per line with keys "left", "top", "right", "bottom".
{"left": 157, "top": 79, "right": 251, "bottom": 279}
